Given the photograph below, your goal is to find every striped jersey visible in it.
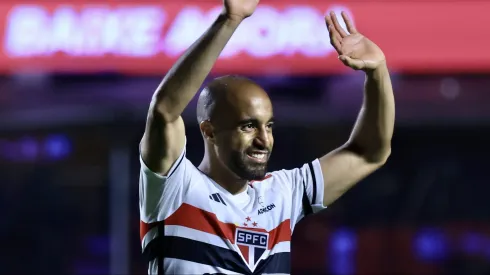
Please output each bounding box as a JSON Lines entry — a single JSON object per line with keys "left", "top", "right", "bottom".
{"left": 139, "top": 142, "right": 326, "bottom": 275}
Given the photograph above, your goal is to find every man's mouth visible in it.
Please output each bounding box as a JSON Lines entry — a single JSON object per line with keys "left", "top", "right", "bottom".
{"left": 246, "top": 151, "right": 268, "bottom": 163}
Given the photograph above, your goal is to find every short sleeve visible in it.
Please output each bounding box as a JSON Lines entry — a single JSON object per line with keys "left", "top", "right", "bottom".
{"left": 273, "top": 159, "right": 326, "bottom": 228}
{"left": 139, "top": 139, "right": 197, "bottom": 224}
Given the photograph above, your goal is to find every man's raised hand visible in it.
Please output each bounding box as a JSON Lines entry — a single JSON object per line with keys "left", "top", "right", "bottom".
{"left": 325, "top": 11, "right": 386, "bottom": 71}
{"left": 223, "top": 0, "right": 259, "bottom": 22}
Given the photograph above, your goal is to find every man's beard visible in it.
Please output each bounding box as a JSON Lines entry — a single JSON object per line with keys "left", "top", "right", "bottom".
{"left": 228, "top": 149, "right": 269, "bottom": 180}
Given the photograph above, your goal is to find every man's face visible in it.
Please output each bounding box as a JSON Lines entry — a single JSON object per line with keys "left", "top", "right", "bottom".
{"left": 213, "top": 90, "right": 274, "bottom": 180}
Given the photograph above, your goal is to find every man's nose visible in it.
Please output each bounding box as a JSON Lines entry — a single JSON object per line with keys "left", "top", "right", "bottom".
{"left": 253, "top": 127, "right": 271, "bottom": 149}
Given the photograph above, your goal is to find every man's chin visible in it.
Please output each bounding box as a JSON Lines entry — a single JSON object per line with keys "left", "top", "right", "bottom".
{"left": 242, "top": 168, "right": 268, "bottom": 181}
{"left": 230, "top": 159, "right": 268, "bottom": 180}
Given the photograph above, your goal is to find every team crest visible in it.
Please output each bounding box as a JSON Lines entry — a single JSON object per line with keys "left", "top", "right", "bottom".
{"left": 235, "top": 218, "right": 268, "bottom": 271}
{"left": 235, "top": 228, "right": 268, "bottom": 270}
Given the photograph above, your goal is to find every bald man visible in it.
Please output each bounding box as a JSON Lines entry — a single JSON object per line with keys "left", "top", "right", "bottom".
{"left": 138, "top": 1, "right": 394, "bottom": 274}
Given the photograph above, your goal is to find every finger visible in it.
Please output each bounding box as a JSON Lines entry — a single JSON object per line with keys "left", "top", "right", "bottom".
{"left": 325, "top": 16, "right": 342, "bottom": 53}
{"left": 328, "top": 25, "right": 342, "bottom": 54}
{"left": 339, "top": 55, "right": 365, "bottom": 70}
{"left": 330, "top": 11, "right": 348, "bottom": 37}
{"left": 341, "top": 11, "right": 357, "bottom": 34}
{"left": 325, "top": 14, "right": 333, "bottom": 30}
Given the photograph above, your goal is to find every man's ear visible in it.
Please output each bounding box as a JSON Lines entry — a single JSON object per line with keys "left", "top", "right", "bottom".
{"left": 199, "top": 121, "right": 216, "bottom": 144}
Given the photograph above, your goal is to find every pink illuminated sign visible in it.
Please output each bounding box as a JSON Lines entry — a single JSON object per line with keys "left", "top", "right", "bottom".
{"left": 0, "top": 1, "right": 489, "bottom": 75}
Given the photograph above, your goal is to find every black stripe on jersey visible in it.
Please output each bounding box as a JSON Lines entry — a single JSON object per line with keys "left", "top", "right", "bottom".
{"left": 308, "top": 162, "right": 317, "bottom": 205}
{"left": 254, "top": 252, "right": 291, "bottom": 274}
{"left": 167, "top": 151, "right": 185, "bottom": 178}
{"left": 142, "top": 235, "right": 161, "bottom": 262}
{"left": 302, "top": 180, "right": 313, "bottom": 216}
{"left": 216, "top": 193, "right": 227, "bottom": 206}
{"left": 163, "top": 236, "right": 251, "bottom": 274}
{"left": 141, "top": 224, "right": 167, "bottom": 274}
{"left": 144, "top": 236, "right": 291, "bottom": 274}
{"left": 158, "top": 222, "right": 165, "bottom": 275}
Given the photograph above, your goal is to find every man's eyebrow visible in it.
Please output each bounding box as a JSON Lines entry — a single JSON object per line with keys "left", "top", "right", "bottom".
{"left": 237, "top": 118, "right": 259, "bottom": 125}
{"left": 237, "top": 117, "right": 275, "bottom": 124}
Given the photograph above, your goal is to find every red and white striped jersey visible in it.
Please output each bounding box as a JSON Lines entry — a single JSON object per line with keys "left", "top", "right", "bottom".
{"left": 139, "top": 141, "right": 325, "bottom": 275}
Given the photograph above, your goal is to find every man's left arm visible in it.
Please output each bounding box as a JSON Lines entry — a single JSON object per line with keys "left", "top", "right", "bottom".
{"left": 319, "top": 11, "right": 395, "bottom": 206}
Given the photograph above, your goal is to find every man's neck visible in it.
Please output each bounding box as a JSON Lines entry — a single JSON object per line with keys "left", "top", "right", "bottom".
{"left": 198, "top": 161, "right": 248, "bottom": 195}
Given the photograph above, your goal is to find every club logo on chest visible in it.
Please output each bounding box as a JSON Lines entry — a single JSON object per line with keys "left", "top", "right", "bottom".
{"left": 235, "top": 227, "right": 269, "bottom": 270}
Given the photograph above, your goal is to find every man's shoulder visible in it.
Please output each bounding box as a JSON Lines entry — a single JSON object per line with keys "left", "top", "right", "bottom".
{"left": 267, "top": 167, "right": 299, "bottom": 181}
{"left": 267, "top": 161, "right": 319, "bottom": 181}
{"left": 251, "top": 162, "right": 317, "bottom": 189}
{"left": 250, "top": 170, "right": 293, "bottom": 189}
{"left": 139, "top": 153, "right": 205, "bottom": 183}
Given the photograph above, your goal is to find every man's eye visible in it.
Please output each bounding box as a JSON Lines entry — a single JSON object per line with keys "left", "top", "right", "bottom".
{"left": 240, "top": 123, "right": 255, "bottom": 131}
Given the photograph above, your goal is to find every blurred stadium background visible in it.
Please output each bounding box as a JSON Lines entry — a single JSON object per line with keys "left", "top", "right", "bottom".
{"left": 1, "top": 1, "right": 490, "bottom": 274}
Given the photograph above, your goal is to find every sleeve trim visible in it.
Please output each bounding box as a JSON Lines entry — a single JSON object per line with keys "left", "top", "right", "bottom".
{"left": 310, "top": 159, "right": 326, "bottom": 208}
{"left": 307, "top": 162, "right": 317, "bottom": 205}
{"left": 167, "top": 150, "right": 186, "bottom": 178}
{"left": 139, "top": 138, "right": 187, "bottom": 179}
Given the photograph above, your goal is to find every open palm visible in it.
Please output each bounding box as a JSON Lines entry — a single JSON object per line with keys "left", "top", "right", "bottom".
{"left": 223, "top": 0, "right": 259, "bottom": 21}
{"left": 326, "top": 11, "right": 385, "bottom": 71}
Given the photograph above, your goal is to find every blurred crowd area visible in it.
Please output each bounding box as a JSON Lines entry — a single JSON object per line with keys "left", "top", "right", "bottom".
{"left": 1, "top": 72, "right": 490, "bottom": 275}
